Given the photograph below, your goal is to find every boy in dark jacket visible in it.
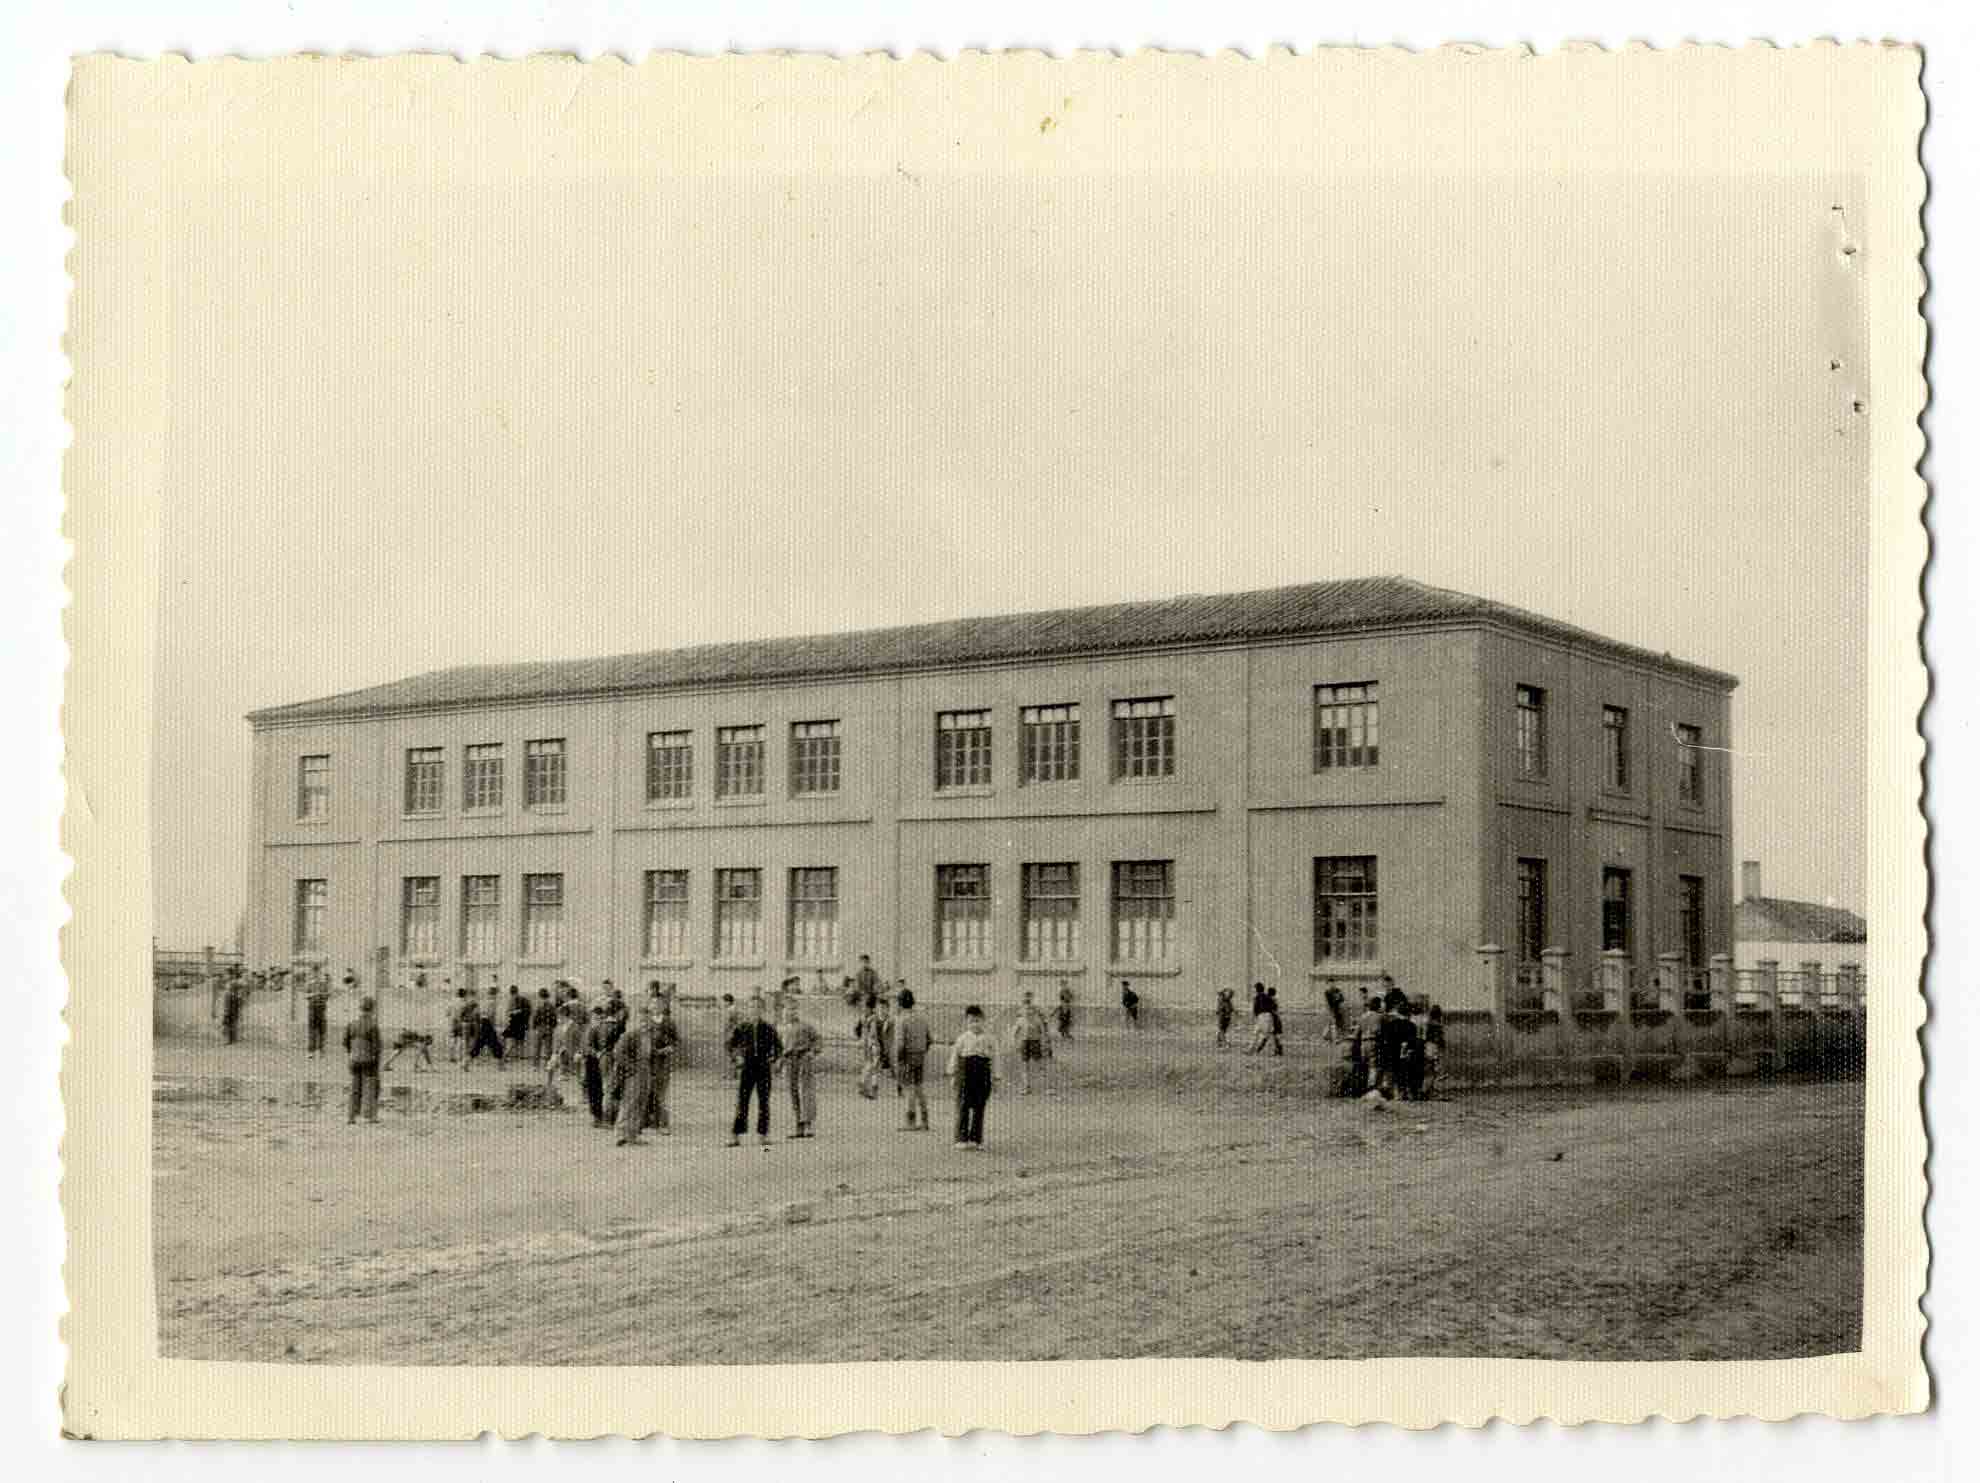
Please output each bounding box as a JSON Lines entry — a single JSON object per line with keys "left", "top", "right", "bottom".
{"left": 343, "top": 996, "right": 383, "bottom": 1124}
{"left": 727, "top": 993, "right": 783, "bottom": 1147}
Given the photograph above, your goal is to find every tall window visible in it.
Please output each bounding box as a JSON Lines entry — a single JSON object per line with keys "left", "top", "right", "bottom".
{"left": 790, "top": 721, "right": 843, "bottom": 796}
{"left": 1676, "top": 723, "right": 1704, "bottom": 804}
{"left": 1313, "top": 683, "right": 1380, "bottom": 770}
{"left": 460, "top": 875, "right": 501, "bottom": 959}
{"left": 296, "top": 754, "right": 330, "bottom": 820}
{"left": 463, "top": 743, "right": 504, "bottom": 810}
{"left": 1602, "top": 705, "right": 1631, "bottom": 790}
{"left": 1112, "top": 860, "right": 1176, "bottom": 963}
{"left": 642, "top": 870, "right": 689, "bottom": 960}
{"left": 1021, "top": 863, "right": 1081, "bottom": 962}
{"left": 934, "top": 864, "right": 991, "bottom": 960}
{"left": 1601, "top": 867, "right": 1633, "bottom": 954}
{"left": 1514, "top": 685, "right": 1548, "bottom": 778}
{"left": 787, "top": 867, "right": 840, "bottom": 960}
{"left": 522, "top": 873, "right": 565, "bottom": 959}
{"left": 401, "top": 876, "right": 441, "bottom": 958}
{"left": 1021, "top": 704, "right": 1081, "bottom": 783}
{"left": 935, "top": 710, "right": 993, "bottom": 790}
{"left": 1112, "top": 697, "right": 1176, "bottom": 781}
{"left": 1678, "top": 874, "right": 1705, "bottom": 967}
{"left": 523, "top": 738, "right": 566, "bottom": 808}
{"left": 292, "top": 878, "right": 327, "bottom": 956}
{"left": 646, "top": 730, "right": 693, "bottom": 801}
{"left": 404, "top": 747, "right": 444, "bottom": 815}
{"left": 1515, "top": 858, "right": 1548, "bottom": 965}
{"left": 716, "top": 726, "right": 765, "bottom": 798}
{"left": 714, "top": 868, "right": 762, "bottom": 958}
{"left": 1313, "top": 855, "right": 1379, "bottom": 962}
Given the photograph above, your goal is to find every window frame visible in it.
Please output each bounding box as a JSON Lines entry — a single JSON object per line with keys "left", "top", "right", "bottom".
{"left": 292, "top": 877, "right": 328, "bottom": 957}
{"left": 462, "top": 742, "right": 505, "bottom": 812}
{"left": 1111, "top": 859, "right": 1177, "bottom": 964}
{"left": 1313, "top": 855, "right": 1379, "bottom": 964}
{"left": 1600, "top": 866, "right": 1634, "bottom": 955}
{"left": 459, "top": 874, "right": 502, "bottom": 961}
{"left": 1678, "top": 873, "right": 1706, "bottom": 968}
{"left": 713, "top": 866, "right": 763, "bottom": 960}
{"left": 642, "top": 868, "right": 691, "bottom": 962}
{"left": 786, "top": 865, "right": 841, "bottom": 961}
{"left": 789, "top": 720, "right": 844, "bottom": 797}
{"left": 522, "top": 737, "right": 568, "bottom": 810}
{"left": 521, "top": 872, "right": 566, "bottom": 961}
{"left": 403, "top": 746, "right": 445, "bottom": 816}
{"left": 1019, "top": 703, "right": 1081, "bottom": 785}
{"left": 934, "top": 709, "right": 994, "bottom": 791}
{"left": 1514, "top": 857, "right": 1548, "bottom": 966}
{"left": 645, "top": 730, "right": 694, "bottom": 803}
{"left": 1111, "top": 696, "right": 1177, "bottom": 782}
{"left": 1312, "top": 682, "right": 1380, "bottom": 772}
{"left": 715, "top": 725, "right": 766, "bottom": 800}
{"left": 1676, "top": 723, "right": 1705, "bottom": 806}
{"left": 1020, "top": 861, "right": 1082, "bottom": 963}
{"left": 296, "top": 754, "right": 331, "bottom": 821}
{"left": 1514, "top": 684, "right": 1549, "bottom": 779}
{"left": 1601, "top": 704, "right": 1632, "bottom": 792}
{"left": 400, "top": 875, "right": 442, "bottom": 960}
{"left": 934, "top": 863, "right": 993, "bottom": 961}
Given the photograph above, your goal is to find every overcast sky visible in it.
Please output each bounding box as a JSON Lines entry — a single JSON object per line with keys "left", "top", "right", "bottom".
{"left": 149, "top": 156, "right": 1867, "bottom": 947}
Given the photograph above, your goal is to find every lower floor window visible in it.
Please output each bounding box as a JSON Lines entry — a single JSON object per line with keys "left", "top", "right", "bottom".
{"left": 522, "top": 873, "right": 565, "bottom": 959}
{"left": 1111, "top": 860, "right": 1175, "bottom": 963}
{"left": 935, "top": 864, "right": 991, "bottom": 960}
{"left": 1314, "top": 855, "right": 1378, "bottom": 961}
{"left": 460, "top": 875, "right": 501, "bottom": 959}
{"left": 293, "top": 878, "right": 326, "bottom": 956}
{"left": 401, "top": 876, "right": 440, "bottom": 958}
{"left": 715, "top": 868, "right": 761, "bottom": 959}
{"left": 643, "top": 870, "right": 688, "bottom": 960}
{"left": 788, "top": 866, "right": 839, "bottom": 961}
{"left": 1021, "top": 862, "right": 1081, "bottom": 962}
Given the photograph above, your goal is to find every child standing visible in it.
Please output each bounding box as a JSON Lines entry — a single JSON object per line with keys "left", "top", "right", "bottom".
{"left": 948, "top": 1004, "right": 997, "bottom": 1149}
{"left": 892, "top": 989, "right": 933, "bottom": 1130}
{"left": 1215, "top": 987, "right": 1236, "bottom": 1047}
{"left": 1008, "top": 990, "right": 1049, "bottom": 1094}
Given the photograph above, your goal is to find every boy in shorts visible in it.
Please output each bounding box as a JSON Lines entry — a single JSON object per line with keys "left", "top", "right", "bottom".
{"left": 1009, "top": 990, "right": 1049, "bottom": 1094}
{"left": 891, "top": 989, "right": 933, "bottom": 1130}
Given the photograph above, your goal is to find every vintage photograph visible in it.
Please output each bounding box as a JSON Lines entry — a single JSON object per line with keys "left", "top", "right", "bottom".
{"left": 62, "top": 47, "right": 1927, "bottom": 1433}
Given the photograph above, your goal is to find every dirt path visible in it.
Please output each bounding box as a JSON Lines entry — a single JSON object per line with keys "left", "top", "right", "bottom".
{"left": 154, "top": 1071, "right": 1862, "bottom": 1364}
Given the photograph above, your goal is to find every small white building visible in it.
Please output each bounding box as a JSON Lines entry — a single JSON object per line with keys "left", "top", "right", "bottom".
{"left": 1733, "top": 859, "right": 1865, "bottom": 974}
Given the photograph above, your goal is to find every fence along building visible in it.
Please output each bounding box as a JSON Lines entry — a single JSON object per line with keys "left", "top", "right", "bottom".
{"left": 244, "top": 576, "right": 1737, "bottom": 1017}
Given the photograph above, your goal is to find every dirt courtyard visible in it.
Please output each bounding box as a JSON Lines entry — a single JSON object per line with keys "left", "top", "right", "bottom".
{"left": 153, "top": 1046, "right": 1864, "bottom": 1365}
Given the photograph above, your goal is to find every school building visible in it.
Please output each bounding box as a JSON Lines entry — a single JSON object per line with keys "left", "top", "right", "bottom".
{"left": 243, "top": 576, "right": 1737, "bottom": 1016}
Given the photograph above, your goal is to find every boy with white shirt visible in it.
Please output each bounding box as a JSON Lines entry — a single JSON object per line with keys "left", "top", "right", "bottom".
{"left": 947, "top": 1005, "right": 998, "bottom": 1149}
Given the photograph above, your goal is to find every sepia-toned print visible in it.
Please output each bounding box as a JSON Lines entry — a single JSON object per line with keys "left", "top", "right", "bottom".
{"left": 63, "top": 46, "right": 1927, "bottom": 1436}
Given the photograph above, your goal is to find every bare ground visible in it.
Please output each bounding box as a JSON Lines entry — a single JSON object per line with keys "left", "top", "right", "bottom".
{"left": 153, "top": 1053, "right": 1863, "bottom": 1365}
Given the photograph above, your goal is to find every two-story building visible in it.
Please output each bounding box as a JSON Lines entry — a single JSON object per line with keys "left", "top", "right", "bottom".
{"left": 243, "top": 575, "right": 1737, "bottom": 1014}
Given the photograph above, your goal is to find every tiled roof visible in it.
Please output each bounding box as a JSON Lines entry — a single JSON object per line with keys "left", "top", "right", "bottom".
{"left": 247, "top": 575, "right": 1738, "bottom": 725}
{"left": 1735, "top": 897, "right": 1868, "bottom": 945}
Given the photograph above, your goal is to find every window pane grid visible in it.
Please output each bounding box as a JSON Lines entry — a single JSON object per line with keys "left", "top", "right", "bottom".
{"left": 463, "top": 743, "right": 504, "bottom": 810}
{"left": 1601, "top": 868, "right": 1633, "bottom": 954}
{"left": 297, "top": 755, "right": 330, "bottom": 820}
{"left": 1314, "top": 855, "right": 1378, "bottom": 962}
{"left": 1676, "top": 724, "right": 1704, "bottom": 804}
{"left": 646, "top": 731, "right": 693, "bottom": 801}
{"left": 714, "top": 868, "right": 762, "bottom": 958}
{"left": 716, "top": 726, "right": 765, "bottom": 798}
{"left": 1515, "top": 685, "right": 1548, "bottom": 777}
{"left": 1021, "top": 862, "right": 1081, "bottom": 961}
{"left": 522, "top": 873, "right": 565, "bottom": 959}
{"left": 401, "top": 876, "right": 441, "bottom": 958}
{"left": 936, "top": 710, "right": 993, "bottom": 789}
{"left": 787, "top": 866, "right": 840, "bottom": 959}
{"left": 643, "top": 869, "right": 689, "bottom": 960}
{"left": 1602, "top": 706, "right": 1631, "bottom": 790}
{"left": 1678, "top": 874, "right": 1705, "bottom": 968}
{"left": 460, "top": 874, "right": 501, "bottom": 959}
{"left": 1112, "top": 697, "right": 1176, "bottom": 780}
{"left": 523, "top": 739, "right": 566, "bottom": 807}
{"left": 1111, "top": 860, "right": 1175, "bottom": 962}
{"left": 1313, "top": 683, "right": 1380, "bottom": 770}
{"left": 790, "top": 720, "right": 843, "bottom": 795}
{"left": 1021, "top": 704, "right": 1081, "bottom": 783}
{"left": 404, "top": 748, "right": 443, "bottom": 814}
{"left": 293, "top": 878, "right": 327, "bottom": 955}
{"left": 935, "top": 864, "right": 991, "bottom": 960}
{"left": 1515, "top": 857, "right": 1547, "bottom": 965}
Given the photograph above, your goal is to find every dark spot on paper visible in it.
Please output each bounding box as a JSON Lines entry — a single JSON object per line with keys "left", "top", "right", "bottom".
{"left": 1039, "top": 116, "right": 1056, "bottom": 134}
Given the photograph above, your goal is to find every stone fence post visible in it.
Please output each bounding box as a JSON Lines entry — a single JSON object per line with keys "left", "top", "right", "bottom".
{"left": 1753, "top": 958, "right": 1779, "bottom": 1012}
{"left": 1654, "top": 952, "right": 1683, "bottom": 1013}
{"left": 1599, "top": 949, "right": 1630, "bottom": 1012}
{"left": 1541, "top": 946, "right": 1569, "bottom": 1015}
{"left": 1475, "top": 943, "right": 1506, "bottom": 1021}
{"left": 1708, "top": 953, "right": 1733, "bottom": 1012}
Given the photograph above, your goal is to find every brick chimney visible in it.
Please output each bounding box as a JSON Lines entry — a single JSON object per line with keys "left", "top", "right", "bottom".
{"left": 1740, "top": 860, "right": 1761, "bottom": 902}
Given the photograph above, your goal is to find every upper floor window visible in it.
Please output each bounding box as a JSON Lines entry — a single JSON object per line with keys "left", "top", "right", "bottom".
{"left": 463, "top": 743, "right": 504, "bottom": 810}
{"left": 1313, "top": 682, "right": 1379, "bottom": 771}
{"left": 935, "top": 709, "right": 993, "bottom": 790}
{"left": 790, "top": 720, "right": 843, "bottom": 796}
{"left": 1602, "top": 705, "right": 1631, "bottom": 791}
{"left": 1514, "top": 685, "right": 1548, "bottom": 778}
{"left": 1314, "top": 855, "right": 1378, "bottom": 962}
{"left": 716, "top": 725, "right": 765, "bottom": 799}
{"left": 404, "top": 747, "right": 444, "bottom": 815}
{"left": 646, "top": 730, "right": 693, "bottom": 802}
{"left": 523, "top": 738, "right": 566, "bottom": 808}
{"left": 296, "top": 754, "right": 330, "bottom": 820}
{"left": 1112, "top": 696, "right": 1176, "bottom": 781}
{"left": 1676, "top": 723, "right": 1704, "bottom": 804}
{"left": 1021, "top": 704, "right": 1081, "bottom": 783}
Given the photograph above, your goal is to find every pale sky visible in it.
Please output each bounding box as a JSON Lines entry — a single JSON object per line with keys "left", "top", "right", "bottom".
{"left": 150, "top": 156, "right": 1868, "bottom": 947}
